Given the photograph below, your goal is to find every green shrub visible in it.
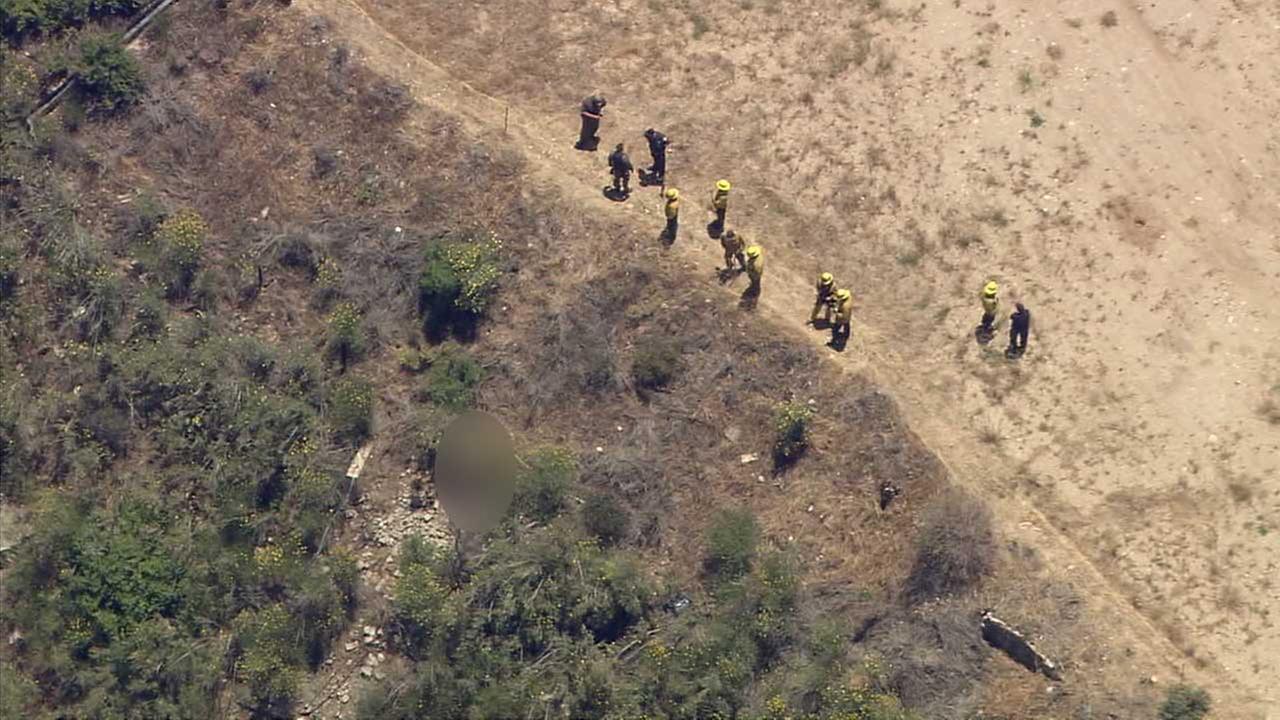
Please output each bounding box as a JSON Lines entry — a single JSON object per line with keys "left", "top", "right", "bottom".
{"left": 154, "top": 209, "right": 206, "bottom": 299}
{"left": 419, "top": 232, "right": 502, "bottom": 336}
{"left": 75, "top": 264, "right": 123, "bottom": 344}
{"left": 391, "top": 538, "right": 453, "bottom": 660}
{"left": 705, "top": 508, "right": 759, "bottom": 580}
{"left": 234, "top": 335, "right": 276, "bottom": 382}
{"left": 631, "top": 335, "right": 680, "bottom": 391}
{"left": 513, "top": 447, "right": 575, "bottom": 523}
{"left": 1, "top": 0, "right": 149, "bottom": 43}
{"left": 772, "top": 400, "right": 814, "bottom": 465}
{"left": 582, "top": 491, "right": 629, "bottom": 546}
{"left": 1159, "top": 685, "right": 1211, "bottom": 720}
{"left": 0, "top": 663, "right": 38, "bottom": 719}
{"left": 64, "top": 500, "right": 186, "bottom": 643}
{"left": 234, "top": 604, "right": 301, "bottom": 716}
{"left": 327, "top": 377, "right": 373, "bottom": 444}
{"left": 129, "top": 289, "right": 168, "bottom": 341}
{"left": 312, "top": 255, "right": 342, "bottom": 305}
{"left": 0, "top": 54, "right": 40, "bottom": 121}
{"left": 71, "top": 34, "right": 145, "bottom": 116}
{"left": 421, "top": 345, "right": 483, "bottom": 411}
{"left": 326, "top": 301, "right": 365, "bottom": 370}
{"left": 907, "top": 488, "right": 995, "bottom": 600}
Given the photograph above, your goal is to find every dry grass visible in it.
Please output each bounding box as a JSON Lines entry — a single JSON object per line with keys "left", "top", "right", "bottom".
{"left": 906, "top": 487, "right": 997, "bottom": 600}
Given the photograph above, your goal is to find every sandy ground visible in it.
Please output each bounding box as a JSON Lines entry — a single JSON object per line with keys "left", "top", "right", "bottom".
{"left": 295, "top": 0, "right": 1279, "bottom": 714}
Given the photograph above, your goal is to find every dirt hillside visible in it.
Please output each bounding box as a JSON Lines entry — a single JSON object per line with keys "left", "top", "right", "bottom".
{"left": 294, "top": 0, "right": 1280, "bottom": 715}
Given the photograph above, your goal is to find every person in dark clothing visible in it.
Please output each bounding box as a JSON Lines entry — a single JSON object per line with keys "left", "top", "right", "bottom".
{"left": 576, "top": 95, "right": 607, "bottom": 151}
{"left": 1007, "top": 303, "right": 1031, "bottom": 359}
{"left": 643, "top": 128, "right": 668, "bottom": 184}
{"left": 607, "top": 143, "right": 633, "bottom": 195}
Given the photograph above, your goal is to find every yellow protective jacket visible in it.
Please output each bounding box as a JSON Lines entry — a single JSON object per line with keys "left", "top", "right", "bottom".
{"left": 833, "top": 295, "right": 854, "bottom": 325}
{"left": 711, "top": 188, "right": 730, "bottom": 211}
{"left": 815, "top": 280, "right": 835, "bottom": 303}
{"left": 980, "top": 292, "right": 998, "bottom": 314}
{"left": 665, "top": 198, "right": 680, "bottom": 220}
{"left": 746, "top": 253, "right": 764, "bottom": 279}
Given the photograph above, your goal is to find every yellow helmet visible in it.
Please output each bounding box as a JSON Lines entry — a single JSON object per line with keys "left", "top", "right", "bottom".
{"left": 835, "top": 289, "right": 851, "bottom": 301}
{"left": 745, "top": 245, "right": 762, "bottom": 258}
{"left": 665, "top": 188, "right": 679, "bottom": 200}
{"left": 716, "top": 179, "right": 731, "bottom": 192}
{"left": 983, "top": 281, "right": 998, "bottom": 296}
{"left": 819, "top": 272, "right": 834, "bottom": 286}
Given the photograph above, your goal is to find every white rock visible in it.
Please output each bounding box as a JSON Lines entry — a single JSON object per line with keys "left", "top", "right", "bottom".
{"left": 740, "top": 453, "right": 759, "bottom": 465}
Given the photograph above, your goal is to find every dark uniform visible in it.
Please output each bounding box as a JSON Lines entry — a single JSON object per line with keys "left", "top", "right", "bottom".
{"left": 1007, "top": 303, "right": 1031, "bottom": 358}
{"left": 576, "top": 95, "right": 607, "bottom": 151}
{"left": 811, "top": 275, "right": 835, "bottom": 323}
{"left": 608, "top": 144, "right": 633, "bottom": 195}
{"left": 644, "top": 129, "right": 668, "bottom": 183}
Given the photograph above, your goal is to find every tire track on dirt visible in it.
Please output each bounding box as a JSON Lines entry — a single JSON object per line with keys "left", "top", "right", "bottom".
{"left": 294, "top": 0, "right": 1260, "bottom": 713}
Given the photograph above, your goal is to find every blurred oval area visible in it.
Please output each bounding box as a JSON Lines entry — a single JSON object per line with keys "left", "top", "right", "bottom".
{"left": 433, "top": 411, "right": 516, "bottom": 533}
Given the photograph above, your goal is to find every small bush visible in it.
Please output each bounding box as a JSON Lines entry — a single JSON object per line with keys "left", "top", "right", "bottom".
{"left": 582, "top": 492, "right": 630, "bottom": 546}
{"left": 391, "top": 538, "right": 453, "bottom": 660}
{"left": 419, "top": 232, "right": 502, "bottom": 336}
{"left": 327, "top": 377, "right": 373, "bottom": 444}
{"left": 234, "top": 605, "right": 301, "bottom": 717}
{"left": 154, "top": 209, "right": 207, "bottom": 299}
{"left": 276, "top": 232, "right": 315, "bottom": 272}
{"left": 705, "top": 508, "right": 759, "bottom": 580}
{"left": 907, "top": 488, "right": 996, "bottom": 600}
{"left": 129, "top": 290, "right": 166, "bottom": 341}
{"left": 0, "top": 55, "right": 39, "bottom": 121}
{"left": 234, "top": 336, "right": 276, "bottom": 382}
{"left": 513, "top": 447, "right": 575, "bottom": 523}
{"left": 772, "top": 401, "right": 814, "bottom": 465}
{"left": 1158, "top": 685, "right": 1211, "bottom": 720}
{"left": 312, "top": 255, "right": 342, "bottom": 306}
{"left": 420, "top": 346, "right": 483, "bottom": 411}
{"left": 631, "top": 336, "right": 680, "bottom": 391}
{"left": 1100, "top": 10, "right": 1118, "bottom": 28}
{"left": 326, "top": 302, "right": 365, "bottom": 370}
{"left": 71, "top": 34, "right": 145, "bottom": 116}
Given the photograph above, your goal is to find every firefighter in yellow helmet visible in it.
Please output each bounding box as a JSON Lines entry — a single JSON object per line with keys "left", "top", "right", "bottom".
{"left": 744, "top": 245, "right": 764, "bottom": 292}
{"left": 830, "top": 288, "right": 853, "bottom": 348}
{"left": 721, "top": 229, "right": 746, "bottom": 271}
{"left": 810, "top": 272, "right": 836, "bottom": 324}
{"left": 710, "top": 179, "right": 731, "bottom": 235}
{"left": 663, "top": 188, "right": 680, "bottom": 242}
{"left": 979, "top": 280, "right": 999, "bottom": 336}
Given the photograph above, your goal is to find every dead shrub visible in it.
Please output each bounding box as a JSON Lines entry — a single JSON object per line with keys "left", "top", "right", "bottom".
{"left": 631, "top": 335, "right": 680, "bottom": 392}
{"left": 906, "top": 488, "right": 996, "bottom": 600}
{"left": 1256, "top": 398, "right": 1280, "bottom": 425}
{"left": 581, "top": 492, "right": 629, "bottom": 546}
{"left": 362, "top": 80, "right": 413, "bottom": 123}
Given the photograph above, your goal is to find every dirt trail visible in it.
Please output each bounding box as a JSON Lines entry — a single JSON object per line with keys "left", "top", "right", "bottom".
{"left": 294, "top": 0, "right": 1273, "bottom": 715}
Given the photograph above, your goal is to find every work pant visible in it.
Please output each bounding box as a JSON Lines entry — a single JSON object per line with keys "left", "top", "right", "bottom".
{"left": 1008, "top": 325, "right": 1028, "bottom": 354}
{"left": 980, "top": 311, "right": 995, "bottom": 331}
{"left": 665, "top": 217, "right": 678, "bottom": 241}
{"left": 612, "top": 173, "right": 630, "bottom": 194}
{"left": 724, "top": 248, "right": 745, "bottom": 270}
{"left": 747, "top": 270, "right": 762, "bottom": 291}
{"left": 714, "top": 207, "right": 726, "bottom": 228}
{"left": 811, "top": 297, "right": 832, "bottom": 322}
{"left": 577, "top": 113, "right": 600, "bottom": 148}
{"left": 831, "top": 320, "right": 851, "bottom": 346}
{"left": 651, "top": 153, "right": 666, "bottom": 179}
